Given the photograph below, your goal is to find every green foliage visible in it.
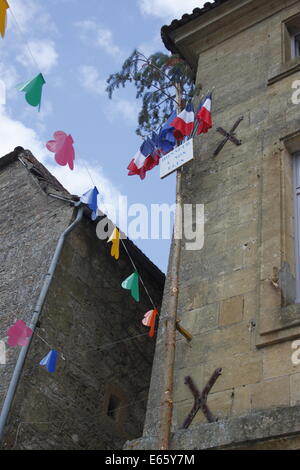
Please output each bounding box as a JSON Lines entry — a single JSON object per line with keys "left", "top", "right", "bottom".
{"left": 106, "top": 50, "right": 198, "bottom": 137}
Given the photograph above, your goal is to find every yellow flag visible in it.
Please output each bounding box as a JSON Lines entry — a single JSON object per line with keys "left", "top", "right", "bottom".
{"left": 107, "top": 227, "right": 120, "bottom": 260}
{"left": 0, "top": 0, "right": 9, "bottom": 38}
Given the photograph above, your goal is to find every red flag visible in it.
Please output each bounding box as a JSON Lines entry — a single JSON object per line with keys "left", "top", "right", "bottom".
{"left": 127, "top": 137, "right": 160, "bottom": 180}
{"left": 142, "top": 309, "right": 158, "bottom": 337}
{"left": 196, "top": 93, "right": 212, "bottom": 135}
{"left": 171, "top": 102, "right": 194, "bottom": 141}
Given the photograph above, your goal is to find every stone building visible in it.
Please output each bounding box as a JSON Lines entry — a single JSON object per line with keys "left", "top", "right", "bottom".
{"left": 126, "top": 0, "right": 300, "bottom": 450}
{"left": 0, "top": 147, "right": 165, "bottom": 450}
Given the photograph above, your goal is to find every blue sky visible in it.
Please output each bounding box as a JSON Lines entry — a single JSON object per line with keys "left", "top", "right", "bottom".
{"left": 0, "top": 0, "right": 205, "bottom": 272}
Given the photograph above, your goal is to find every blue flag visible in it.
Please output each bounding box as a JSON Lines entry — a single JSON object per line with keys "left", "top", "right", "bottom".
{"left": 140, "top": 137, "right": 155, "bottom": 157}
{"left": 40, "top": 350, "right": 58, "bottom": 373}
{"left": 80, "top": 186, "right": 99, "bottom": 220}
{"left": 158, "top": 110, "right": 177, "bottom": 154}
{"left": 151, "top": 131, "right": 159, "bottom": 148}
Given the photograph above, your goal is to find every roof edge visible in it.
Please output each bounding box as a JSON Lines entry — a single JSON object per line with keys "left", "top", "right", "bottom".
{"left": 0, "top": 146, "right": 25, "bottom": 170}
{"left": 0, "top": 148, "right": 166, "bottom": 280}
{"left": 161, "top": 0, "right": 230, "bottom": 62}
{"left": 0, "top": 147, "right": 69, "bottom": 195}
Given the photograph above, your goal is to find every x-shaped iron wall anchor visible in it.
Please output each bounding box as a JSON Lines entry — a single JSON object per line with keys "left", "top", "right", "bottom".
{"left": 213, "top": 116, "right": 244, "bottom": 156}
{"left": 180, "top": 368, "right": 222, "bottom": 429}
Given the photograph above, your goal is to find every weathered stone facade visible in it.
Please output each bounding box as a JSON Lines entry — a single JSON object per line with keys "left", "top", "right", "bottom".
{"left": 126, "top": 0, "right": 300, "bottom": 450}
{"left": 0, "top": 149, "right": 165, "bottom": 449}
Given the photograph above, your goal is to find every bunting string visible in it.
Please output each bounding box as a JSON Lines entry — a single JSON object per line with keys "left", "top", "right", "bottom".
{"left": 36, "top": 330, "right": 153, "bottom": 357}
{"left": 0, "top": 3, "right": 215, "bottom": 445}
{"left": 0, "top": 5, "right": 213, "bottom": 373}
{"left": 7, "top": 4, "right": 41, "bottom": 72}
{"left": 35, "top": 333, "right": 65, "bottom": 361}
{"left": 98, "top": 190, "right": 158, "bottom": 313}
{"left": 83, "top": 162, "right": 97, "bottom": 188}
{"left": 120, "top": 237, "right": 157, "bottom": 310}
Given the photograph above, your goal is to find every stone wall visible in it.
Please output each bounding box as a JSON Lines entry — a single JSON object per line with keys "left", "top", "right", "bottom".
{"left": 0, "top": 158, "right": 73, "bottom": 412}
{"left": 133, "top": 0, "right": 300, "bottom": 449}
{"left": 0, "top": 157, "right": 164, "bottom": 449}
{"left": 126, "top": 404, "right": 300, "bottom": 450}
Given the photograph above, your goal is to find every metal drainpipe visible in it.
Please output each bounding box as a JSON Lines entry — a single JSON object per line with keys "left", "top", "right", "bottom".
{"left": 0, "top": 204, "right": 84, "bottom": 442}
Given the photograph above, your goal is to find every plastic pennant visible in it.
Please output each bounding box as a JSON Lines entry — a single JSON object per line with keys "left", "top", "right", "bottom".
{"left": 17, "top": 73, "right": 46, "bottom": 110}
{"left": 0, "top": 0, "right": 9, "bottom": 38}
{"left": 142, "top": 309, "right": 158, "bottom": 337}
{"left": 80, "top": 186, "right": 99, "bottom": 220}
{"left": 7, "top": 320, "right": 33, "bottom": 347}
{"left": 107, "top": 227, "right": 120, "bottom": 260}
{"left": 40, "top": 350, "right": 58, "bottom": 373}
{"left": 121, "top": 272, "right": 139, "bottom": 302}
{"left": 46, "top": 131, "right": 75, "bottom": 171}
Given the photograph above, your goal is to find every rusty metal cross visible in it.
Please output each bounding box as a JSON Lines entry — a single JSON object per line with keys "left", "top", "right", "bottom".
{"left": 180, "top": 368, "right": 222, "bottom": 429}
{"left": 213, "top": 116, "right": 244, "bottom": 156}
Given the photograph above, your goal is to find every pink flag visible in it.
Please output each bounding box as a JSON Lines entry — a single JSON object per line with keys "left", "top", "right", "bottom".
{"left": 46, "top": 131, "right": 75, "bottom": 170}
{"left": 7, "top": 320, "right": 33, "bottom": 347}
{"left": 142, "top": 309, "right": 158, "bottom": 337}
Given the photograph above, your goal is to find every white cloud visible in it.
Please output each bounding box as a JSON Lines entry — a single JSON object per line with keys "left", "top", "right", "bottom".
{"left": 79, "top": 65, "right": 107, "bottom": 96}
{"left": 78, "top": 65, "right": 139, "bottom": 124}
{"left": 0, "top": 105, "right": 47, "bottom": 158}
{"left": 0, "top": 63, "right": 20, "bottom": 102}
{"left": 75, "top": 20, "right": 122, "bottom": 59}
{"left": 0, "top": 105, "right": 122, "bottom": 215}
{"left": 7, "top": 0, "right": 57, "bottom": 35}
{"left": 17, "top": 40, "right": 59, "bottom": 74}
{"left": 7, "top": 0, "right": 41, "bottom": 32}
{"left": 0, "top": 63, "right": 19, "bottom": 92}
{"left": 96, "top": 28, "right": 121, "bottom": 58}
{"left": 138, "top": 0, "right": 207, "bottom": 19}
{"left": 106, "top": 98, "right": 140, "bottom": 124}
{"left": 49, "top": 161, "right": 122, "bottom": 219}
{"left": 139, "top": 32, "right": 162, "bottom": 58}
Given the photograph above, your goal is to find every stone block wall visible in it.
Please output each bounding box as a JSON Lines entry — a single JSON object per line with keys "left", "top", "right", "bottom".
{"left": 134, "top": 0, "right": 300, "bottom": 449}
{"left": 0, "top": 156, "right": 164, "bottom": 449}
{"left": 0, "top": 158, "right": 73, "bottom": 413}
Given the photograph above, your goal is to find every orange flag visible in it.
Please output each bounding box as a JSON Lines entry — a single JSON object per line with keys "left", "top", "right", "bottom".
{"left": 0, "top": 0, "right": 9, "bottom": 38}
{"left": 107, "top": 227, "right": 120, "bottom": 260}
{"left": 142, "top": 309, "right": 158, "bottom": 337}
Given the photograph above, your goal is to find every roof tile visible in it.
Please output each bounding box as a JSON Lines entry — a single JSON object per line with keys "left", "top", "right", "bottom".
{"left": 161, "top": 0, "right": 230, "bottom": 56}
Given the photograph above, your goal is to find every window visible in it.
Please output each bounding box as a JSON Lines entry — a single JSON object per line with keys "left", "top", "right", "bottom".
{"left": 294, "top": 153, "right": 300, "bottom": 303}
{"left": 103, "top": 384, "right": 128, "bottom": 428}
{"left": 293, "top": 32, "right": 300, "bottom": 59}
{"left": 107, "top": 394, "right": 121, "bottom": 421}
{"left": 283, "top": 15, "right": 300, "bottom": 62}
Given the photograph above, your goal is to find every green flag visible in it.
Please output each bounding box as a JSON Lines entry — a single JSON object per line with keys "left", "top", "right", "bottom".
{"left": 17, "top": 73, "right": 46, "bottom": 110}
{"left": 121, "top": 272, "right": 140, "bottom": 302}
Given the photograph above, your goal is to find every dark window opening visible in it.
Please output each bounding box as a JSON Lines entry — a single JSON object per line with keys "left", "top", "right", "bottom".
{"left": 283, "top": 15, "right": 300, "bottom": 62}
{"left": 107, "top": 394, "right": 121, "bottom": 421}
{"left": 294, "top": 33, "right": 300, "bottom": 58}
{"left": 294, "top": 153, "right": 300, "bottom": 304}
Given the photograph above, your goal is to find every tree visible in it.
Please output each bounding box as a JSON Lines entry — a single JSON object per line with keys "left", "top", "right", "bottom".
{"left": 106, "top": 49, "right": 199, "bottom": 137}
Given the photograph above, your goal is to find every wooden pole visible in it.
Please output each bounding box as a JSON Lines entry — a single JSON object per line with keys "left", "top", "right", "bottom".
{"left": 158, "top": 83, "right": 183, "bottom": 450}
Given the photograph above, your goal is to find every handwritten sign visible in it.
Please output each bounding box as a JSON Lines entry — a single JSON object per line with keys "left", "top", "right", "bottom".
{"left": 160, "top": 139, "right": 194, "bottom": 179}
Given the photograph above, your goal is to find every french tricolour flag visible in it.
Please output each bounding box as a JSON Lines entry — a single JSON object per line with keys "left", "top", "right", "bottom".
{"left": 127, "top": 136, "right": 160, "bottom": 180}
{"left": 171, "top": 102, "right": 194, "bottom": 141}
{"left": 196, "top": 93, "right": 213, "bottom": 135}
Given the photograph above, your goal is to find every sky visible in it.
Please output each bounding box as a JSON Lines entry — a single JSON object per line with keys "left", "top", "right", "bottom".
{"left": 0, "top": 0, "right": 206, "bottom": 273}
